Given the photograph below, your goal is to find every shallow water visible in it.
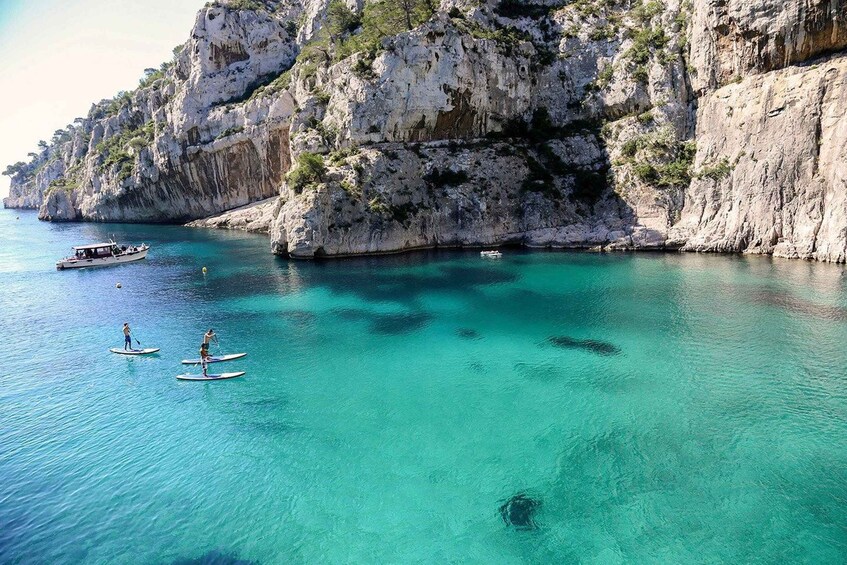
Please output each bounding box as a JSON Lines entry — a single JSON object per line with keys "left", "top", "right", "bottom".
{"left": 1, "top": 208, "right": 847, "bottom": 564}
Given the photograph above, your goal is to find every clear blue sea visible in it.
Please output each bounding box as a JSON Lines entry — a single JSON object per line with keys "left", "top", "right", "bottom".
{"left": 1, "top": 207, "right": 846, "bottom": 564}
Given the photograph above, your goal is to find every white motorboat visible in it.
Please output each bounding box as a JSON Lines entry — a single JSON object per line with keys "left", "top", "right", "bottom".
{"left": 56, "top": 241, "right": 149, "bottom": 270}
{"left": 480, "top": 250, "right": 503, "bottom": 258}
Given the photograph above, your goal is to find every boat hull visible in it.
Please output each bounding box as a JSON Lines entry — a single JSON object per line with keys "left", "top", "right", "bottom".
{"left": 56, "top": 248, "right": 149, "bottom": 270}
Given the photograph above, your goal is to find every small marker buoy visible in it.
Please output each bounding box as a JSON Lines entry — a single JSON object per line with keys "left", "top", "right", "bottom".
{"left": 116, "top": 282, "right": 122, "bottom": 288}
{"left": 202, "top": 266, "right": 207, "bottom": 274}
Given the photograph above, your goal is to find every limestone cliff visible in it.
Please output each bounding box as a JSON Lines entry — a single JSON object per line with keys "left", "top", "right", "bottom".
{"left": 4, "top": 0, "right": 847, "bottom": 262}
{"left": 5, "top": 1, "right": 306, "bottom": 222}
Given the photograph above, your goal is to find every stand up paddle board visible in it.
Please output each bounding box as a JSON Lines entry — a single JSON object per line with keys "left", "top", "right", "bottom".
{"left": 176, "top": 371, "right": 245, "bottom": 381}
{"left": 110, "top": 348, "right": 160, "bottom": 355}
{"left": 180, "top": 352, "right": 247, "bottom": 365}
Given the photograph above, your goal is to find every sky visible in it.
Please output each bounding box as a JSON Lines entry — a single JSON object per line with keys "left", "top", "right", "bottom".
{"left": 0, "top": 0, "right": 203, "bottom": 198}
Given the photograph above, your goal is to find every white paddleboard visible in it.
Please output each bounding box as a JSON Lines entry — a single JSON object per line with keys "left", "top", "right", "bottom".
{"left": 180, "top": 352, "right": 247, "bottom": 365}
{"left": 110, "top": 348, "right": 160, "bottom": 355}
{"left": 176, "top": 371, "right": 246, "bottom": 381}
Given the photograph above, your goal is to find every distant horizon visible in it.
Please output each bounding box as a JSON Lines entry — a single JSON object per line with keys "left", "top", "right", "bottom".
{"left": 0, "top": 0, "right": 203, "bottom": 199}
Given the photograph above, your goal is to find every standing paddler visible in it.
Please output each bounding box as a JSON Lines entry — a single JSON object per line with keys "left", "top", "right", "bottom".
{"left": 123, "top": 323, "right": 132, "bottom": 351}
{"left": 199, "top": 329, "right": 218, "bottom": 376}
{"left": 199, "top": 343, "right": 210, "bottom": 377}
{"left": 202, "top": 328, "right": 218, "bottom": 353}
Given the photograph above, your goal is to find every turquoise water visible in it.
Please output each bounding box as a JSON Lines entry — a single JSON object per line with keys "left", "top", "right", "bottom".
{"left": 1, "top": 207, "right": 847, "bottom": 564}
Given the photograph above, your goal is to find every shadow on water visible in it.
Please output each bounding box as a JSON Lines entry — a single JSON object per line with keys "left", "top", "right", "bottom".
{"left": 203, "top": 272, "right": 298, "bottom": 300}
{"left": 330, "top": 308, "right": 433, "bottom": 335}
{"left": 513, "top": 362, "right": 563, "bottom": 382}
{"left": 749, "top": 288, "right": 847, "bottom": 321}
{"left": 214, "top": 396, "right": 305, "bottom": 439}
{"left": 280, "top": 309, "right": 318, "bottom": 328}
{"left": 371, "top": 312, "right": 433, "bottom": 335}
{"left": 168, "top": 549, "right": 257, "bottom": 565}
{"left": 331, "top": 308, "right": 371, "bottom": 321}
{"left": 547, "top": 336, "right": 621, "bottom": 356}
{"left": 287, "top": 257, "right": 519, "bottom": 304}
{"left": 513, "top": 362, "right": 641, "bottom": 393}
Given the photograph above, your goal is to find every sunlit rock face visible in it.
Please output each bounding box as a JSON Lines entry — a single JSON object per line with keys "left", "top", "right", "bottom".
{"left": 672, "top": 57, "right": 847, "bottom": 262}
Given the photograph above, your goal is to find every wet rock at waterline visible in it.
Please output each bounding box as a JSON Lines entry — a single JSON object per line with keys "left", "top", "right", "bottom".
{"left": 500, "top": 493, "right": 541, "bottom": 531}
{"left": 548, "top": 336, "right": 621, "bottom": 356}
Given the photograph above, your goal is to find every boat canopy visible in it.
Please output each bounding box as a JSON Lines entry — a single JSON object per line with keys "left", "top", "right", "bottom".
{"left": 72, "top": 243, "right": 116, "bottom": 250}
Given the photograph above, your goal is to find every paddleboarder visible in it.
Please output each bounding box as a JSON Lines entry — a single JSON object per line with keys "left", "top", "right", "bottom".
{"left": 123, "top": 323, "right": 132, "bottom": 351}
{"left": 199, "top": 343, "right": 210, "bottom": 377}
{"left": 203, "top": 328, "right": 218, "bottom": 351}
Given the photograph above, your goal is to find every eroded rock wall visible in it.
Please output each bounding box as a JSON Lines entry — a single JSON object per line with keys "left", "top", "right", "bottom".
{"left": 690, "top": 0, "right": 847, "bottom": 91}
{"left": 673, "top": 56, "right": 847, "bottom": 261}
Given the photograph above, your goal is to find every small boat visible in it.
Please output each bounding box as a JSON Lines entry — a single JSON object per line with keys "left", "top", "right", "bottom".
{"left": 480, "top": 250, "right": 502, "bottom": 258}
{"left": 56, "top": 241, "right": 149, "bottom": 270}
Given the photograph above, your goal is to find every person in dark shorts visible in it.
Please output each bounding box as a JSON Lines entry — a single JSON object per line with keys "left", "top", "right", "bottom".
{"left": 123, "top": 323, "right": 132, "bottom": 350}
{"left": 199, "top": 344, "right": 210, "bottom": 377}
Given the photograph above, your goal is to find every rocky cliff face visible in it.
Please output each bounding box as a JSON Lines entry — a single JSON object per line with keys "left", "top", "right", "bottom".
{"left": 5, "top": 1, "right": 307, "bottom": 222}
{"left": 4, "top": 0, "right": 847, "bottom": 262}
{"left": 676, "top": 0, "right": 847, "bottom": 261}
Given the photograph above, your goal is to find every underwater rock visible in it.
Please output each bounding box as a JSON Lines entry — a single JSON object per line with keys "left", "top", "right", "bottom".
{"left": 749, "top": 290, "right": 847, "bottom": 321}
{"left": 500, "top": 493, "right": 540, "bottom": 530}
{"left": 370, "top": 312, "right": 432, "bottom": 335}
{"left": 169, "top": 549, "right": 256, "bottom": 565}
{"left": 331, "top": 308, "right": 370, "bottom": 320}
{"left": 456, "top": 328, "right": 480, "bottom": 339}
{"left": 548, "top": 336, "right": 621, "bottom": 356}
{"left": 281, "top": 309, "right": 317, "bottom": 327}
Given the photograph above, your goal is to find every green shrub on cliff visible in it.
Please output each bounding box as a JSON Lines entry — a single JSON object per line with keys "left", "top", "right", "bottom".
{"left": 102, "top": 91, "right": 133, "bottom": 118}
{"left": 45, "top": 176, "right": 78, "bottom": 195}
{"left": 298, "top": 0, "right": 437, "bottom": 73}
{"left": 216, "top": 126, "right": 244, "bottom": 139}
{"left": 95, "top": 121, "right": 155, "bottom": 177}
{"left": 629, "top": 137, "right": 696, "bottom": 189}
{"left": 287, "top": 152, "right": 327, "bottom": 193}
{"left": 2, "top": 162, "right": 27, "bottom": 177}
{"left": 697, "top": 158, "right": 732, "bottom": 181}
{"left": 207, "top": 0, "right": 266, "bottom": 11}
{"left": 327, "top": 0, "right": 360, "bottom": 39}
